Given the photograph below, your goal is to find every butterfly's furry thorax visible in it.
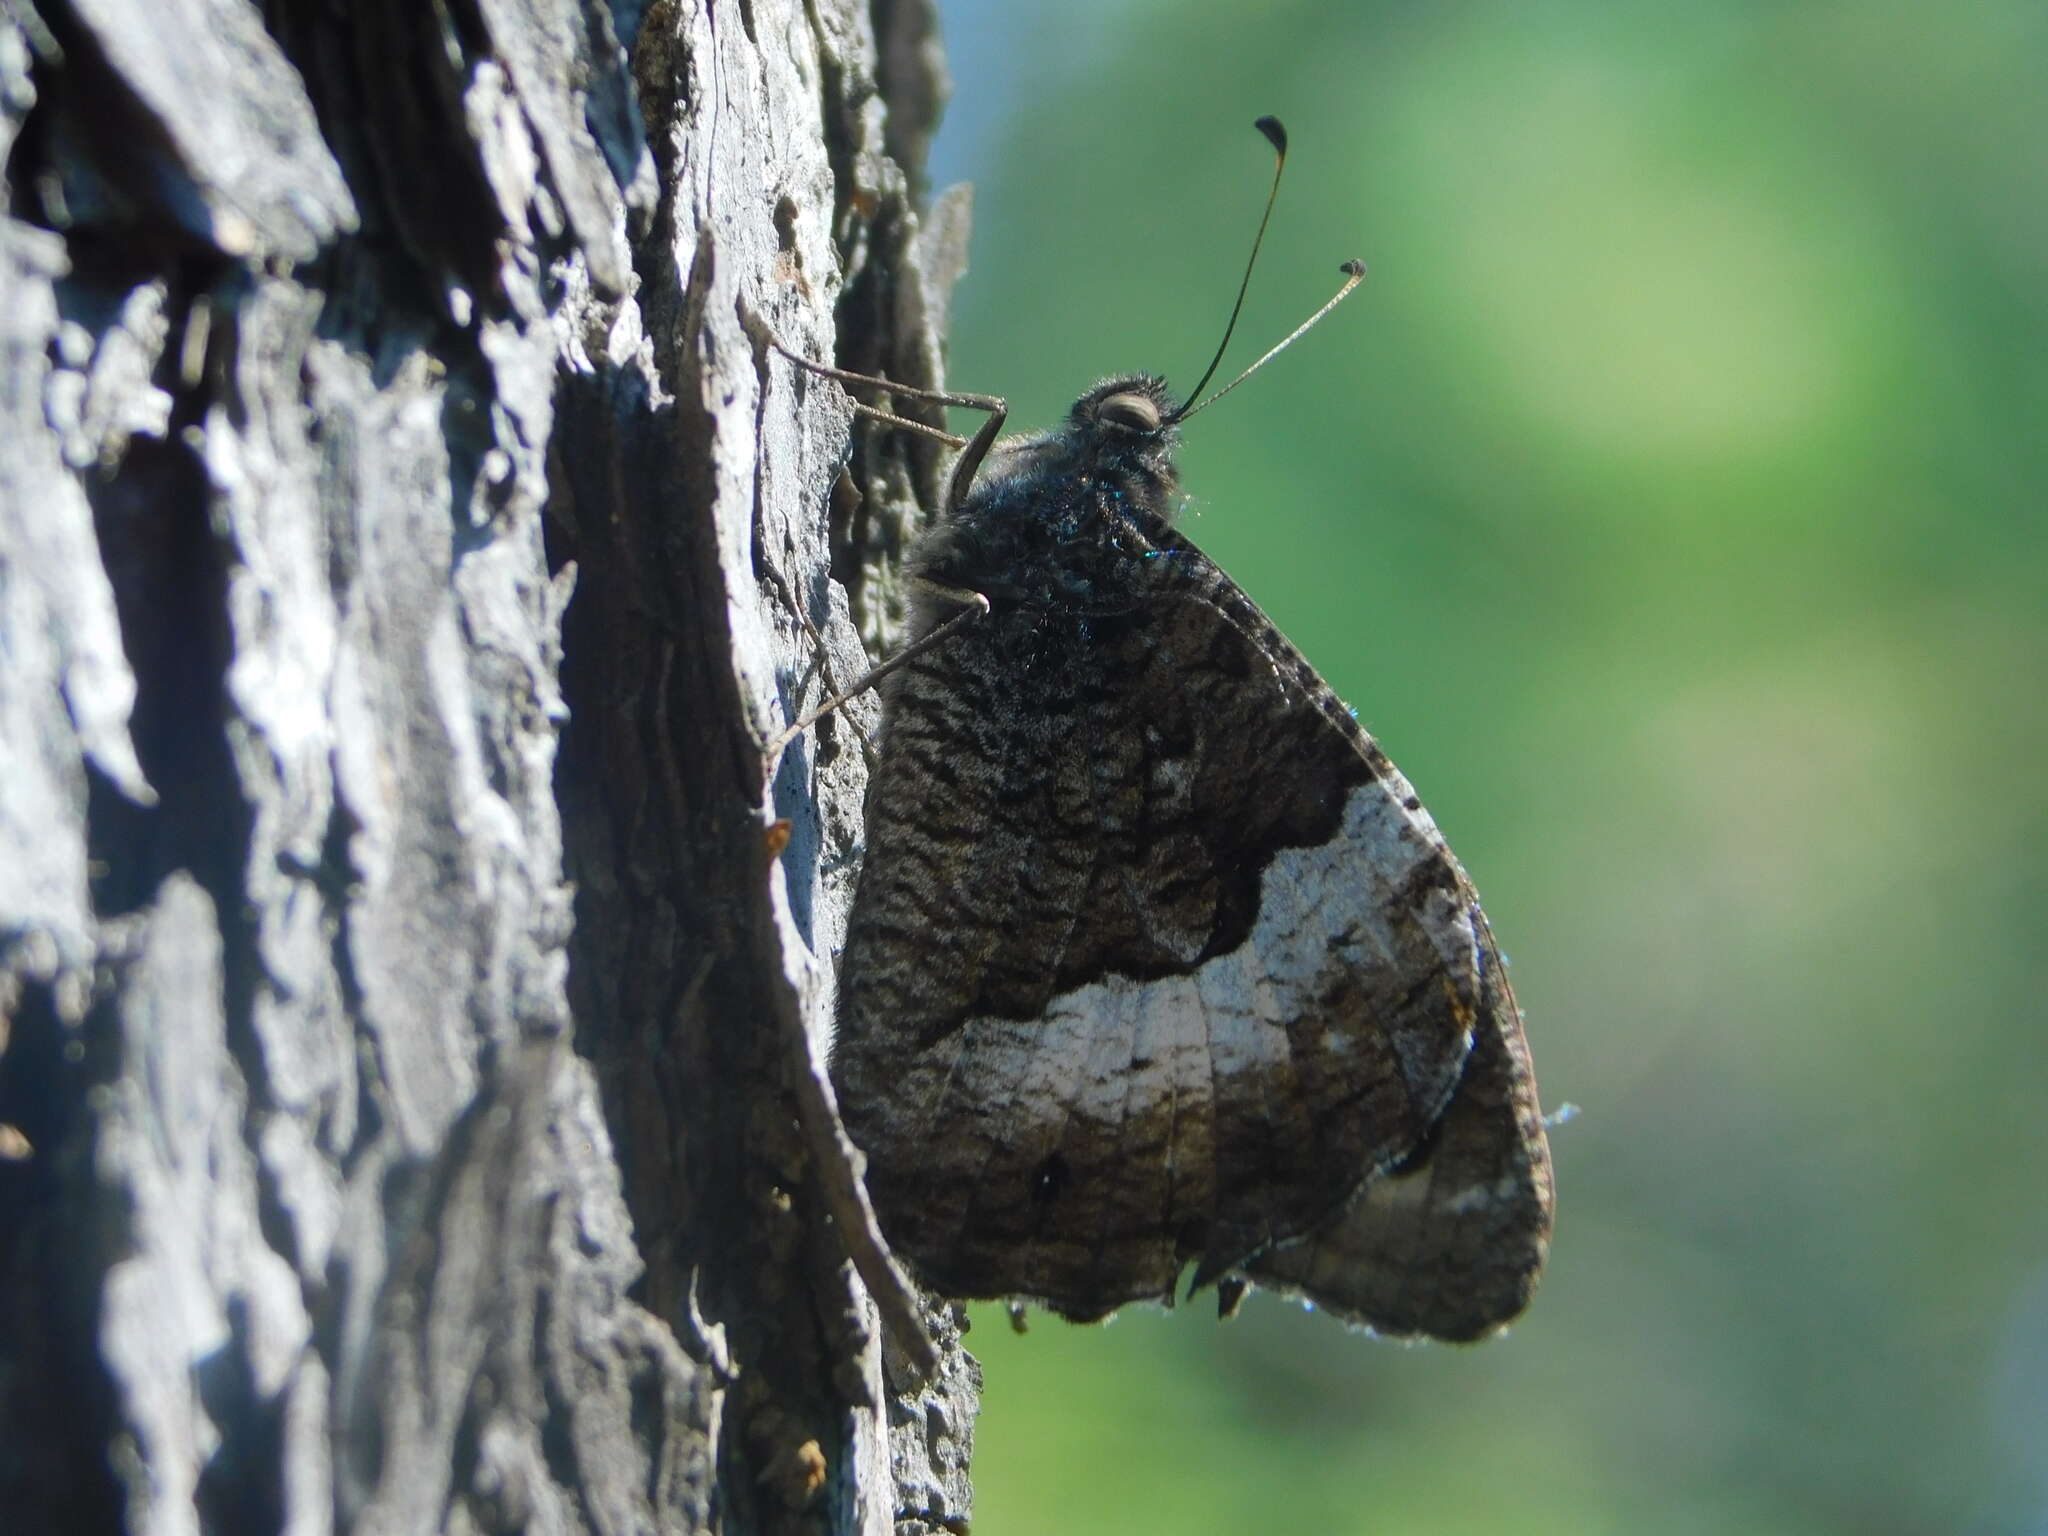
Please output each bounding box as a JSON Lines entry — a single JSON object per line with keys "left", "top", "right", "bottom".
{"left": 908, "top": 375, "right": 1186, "bottom": 626}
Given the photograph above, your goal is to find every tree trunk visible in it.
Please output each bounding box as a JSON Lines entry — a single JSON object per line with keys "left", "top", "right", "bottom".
{"left": 0, "top": 0, "right": 977, "bottom": 1532}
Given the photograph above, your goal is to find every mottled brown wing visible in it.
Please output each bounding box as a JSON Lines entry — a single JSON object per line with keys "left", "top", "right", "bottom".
{"left": 1241, "top": 913, "right": 1554, "bottom": 1340}
{"left": 833, "top": 541, "right": 1486, "bottom": 1320}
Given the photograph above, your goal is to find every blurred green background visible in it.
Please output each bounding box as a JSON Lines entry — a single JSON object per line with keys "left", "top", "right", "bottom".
{"left": 922, "top": 1, "right": 2048, "bottom": 1532}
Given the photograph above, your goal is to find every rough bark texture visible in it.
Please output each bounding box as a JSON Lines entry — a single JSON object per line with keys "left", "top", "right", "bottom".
{"left": 0, "top": 1, "right": 977, "bottom": 1533}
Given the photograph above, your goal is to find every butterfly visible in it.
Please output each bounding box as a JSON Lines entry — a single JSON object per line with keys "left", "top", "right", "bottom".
{"left": 818, "top": 121, "right": 1553, "bottom": 1341}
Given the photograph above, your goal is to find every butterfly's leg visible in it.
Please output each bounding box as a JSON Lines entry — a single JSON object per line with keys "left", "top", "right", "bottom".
{"left": 762, "top": 585, "right": 991, "bottom": 773}
{"left": 938, "top": 399, "right": 1005, "bottom": 515}
{"left": 760, "top": 341, "right": 1000, "bottom": 764}
{"left": 766, "top": 338, "right": 1007, "bottom": 515}
{"left": 756, "top": 560, "right": 881, "bottom": 762}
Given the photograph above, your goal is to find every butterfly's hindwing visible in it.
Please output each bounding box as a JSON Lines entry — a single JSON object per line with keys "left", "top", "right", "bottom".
{"left": 1241, "top": 912, "right": 1554, "bottom": 1338}
{"left": 835, "top": 505, "right": 1495, "bottom": 1319}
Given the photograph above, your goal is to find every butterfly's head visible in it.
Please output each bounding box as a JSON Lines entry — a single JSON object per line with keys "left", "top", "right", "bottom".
{"left": 1065, "top": 374, "right": 1183, "bottom": 486}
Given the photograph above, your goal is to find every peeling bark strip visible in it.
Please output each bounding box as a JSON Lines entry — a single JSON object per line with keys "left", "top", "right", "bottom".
{"left": 0, "top": 1, "right": 975, "bottom": 1533}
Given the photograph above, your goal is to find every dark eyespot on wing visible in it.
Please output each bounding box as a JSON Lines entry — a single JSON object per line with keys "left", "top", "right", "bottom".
{"left": 1033, "top": 1152, "right": 1071, "bottom": 1203}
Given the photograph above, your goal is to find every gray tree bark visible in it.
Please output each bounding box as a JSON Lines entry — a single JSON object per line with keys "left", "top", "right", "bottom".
{"left": 0, "top": 1, "right": 977, "bottom": 1532}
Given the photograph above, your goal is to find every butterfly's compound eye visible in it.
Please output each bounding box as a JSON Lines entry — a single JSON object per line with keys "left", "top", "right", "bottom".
{"left": 1098, "top": 392, "right": 1163, "bottom": 432}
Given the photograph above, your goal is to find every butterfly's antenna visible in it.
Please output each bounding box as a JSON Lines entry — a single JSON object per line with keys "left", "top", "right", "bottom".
{"left": 1169, "top": 116, "right": 1291, "bottom": 420}
{"left": 1172, "top": 258, "right": 1367, "bottom": 423}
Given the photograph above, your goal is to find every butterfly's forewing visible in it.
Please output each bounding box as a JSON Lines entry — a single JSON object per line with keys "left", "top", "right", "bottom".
{"left": 1241, "top": 911, "right": 1554, "bottom": 1339}
{"left": 833, "top": 496, "right": 1492, "bottom": 1321}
